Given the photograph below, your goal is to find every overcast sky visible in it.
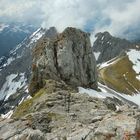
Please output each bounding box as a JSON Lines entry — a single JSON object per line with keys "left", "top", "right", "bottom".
{"left": 0, "top": 0, "right": 140, "bottom": 40}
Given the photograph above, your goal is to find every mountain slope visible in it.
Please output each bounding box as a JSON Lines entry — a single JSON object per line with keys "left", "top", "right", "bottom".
{"left": 0, "top": 22, "right": 37, "bottom": 57}
{"left": 99, "top": 49, "right": 140, "bottom": 95}
{"left": 93, "top": 31, "right": 137, "bottom": 63}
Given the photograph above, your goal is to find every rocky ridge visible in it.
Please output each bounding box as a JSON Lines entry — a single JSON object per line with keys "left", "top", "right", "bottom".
{"left": 93, "top": 31, "right": 137, "bottom": 63}
{"left": 0, "top": 79, "right": 140, "bottom": 140}
{"left": 29, "top": 27, "right": 98, "bottom": 95}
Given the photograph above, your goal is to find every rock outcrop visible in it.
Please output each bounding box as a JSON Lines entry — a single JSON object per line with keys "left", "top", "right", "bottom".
{"left": 93, "top": 31, "right": 136, "bottom": 63}
{"left": 29, "top": 27, "right": 98, "bottom": 95}
{"left": 0, "top": 80, "right": 140, "bottom": 140}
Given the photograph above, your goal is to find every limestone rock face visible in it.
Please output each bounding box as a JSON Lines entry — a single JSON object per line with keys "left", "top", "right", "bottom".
{"left": 29, "top": 27, "right": 98, "bottom": 95}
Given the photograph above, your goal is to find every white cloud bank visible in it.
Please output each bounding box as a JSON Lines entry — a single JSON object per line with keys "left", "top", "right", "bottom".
{"left": 0, "top": 0, "right": 140, "bottom": 40}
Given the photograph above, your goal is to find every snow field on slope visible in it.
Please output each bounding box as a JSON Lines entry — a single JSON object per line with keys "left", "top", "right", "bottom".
{"left": 127, "top": 49, "right": 140, "bottom": 80}
{"left": 0, "top": 73, "right": 27, "bottom": 101}
{"left": 79, "top": 83, "right": 140, "bottom": 106}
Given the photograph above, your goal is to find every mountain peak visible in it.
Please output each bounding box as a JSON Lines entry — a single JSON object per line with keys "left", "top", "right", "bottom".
{"left": 95, "top": 31, "right": 111, "bottom": 39}
{"left": 59, "top": 27, "right": 90, "bottom": 40}
{"left": 93, "top": 31, "right": 136, "bottom": 63}
{"left": 44, "top": 27, "right": 57, "bottom": 38}
{"left": 29, "top": 27, "right": 98, "bottom": 95}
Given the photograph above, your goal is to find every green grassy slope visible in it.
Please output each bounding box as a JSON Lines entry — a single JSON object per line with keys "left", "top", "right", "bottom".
{"left": 99, "top": 55, "right": 140, "bottom": 95}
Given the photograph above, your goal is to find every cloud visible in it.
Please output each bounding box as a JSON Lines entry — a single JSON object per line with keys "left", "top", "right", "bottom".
{"left": 93, "top": 0, "right": 140, "bottom": 40}
{"left": 0, "top": 0, "right": 140, "bottom": 41}
{"left": 41, "top": 0, "right": 100, "bottom": 31}
{"left": 0, "top": 0, "right": 43, "bottom": 25}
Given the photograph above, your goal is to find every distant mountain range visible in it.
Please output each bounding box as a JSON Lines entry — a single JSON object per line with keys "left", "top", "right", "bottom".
{"left": 0, "top": 22, "right": 37, "bottom": 57}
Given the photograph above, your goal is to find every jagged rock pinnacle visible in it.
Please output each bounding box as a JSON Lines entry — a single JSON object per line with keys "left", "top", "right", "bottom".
{"left": 29, "top": 27, "right": 98, "bottom": 95}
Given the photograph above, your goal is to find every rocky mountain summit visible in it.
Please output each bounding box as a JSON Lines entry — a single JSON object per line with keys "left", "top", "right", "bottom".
{"left": 93, "top": 31, "right": 137, "bottom": 63}
{"left": 29, "top": 27, "right": 98, "bottom": 95}
{"left": 0, "top": 27, "right": 140, "bottom": 140}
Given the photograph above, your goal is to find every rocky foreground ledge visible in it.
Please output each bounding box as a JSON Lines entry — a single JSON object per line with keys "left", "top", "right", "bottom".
{"left": 0, "top": 80, "right": 140, "bottom": 140}
{"left": 0, "top": 27, "right": 140, "bottom": 140}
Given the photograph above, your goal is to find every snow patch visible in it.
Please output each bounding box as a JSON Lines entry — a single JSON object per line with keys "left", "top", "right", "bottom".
{"left": 90, "top": 33, "right": 96, "bottom": 45}
{"left": 99, "top": 57, "right": 118, "bottom": 69}
{"left": 18, "top": 97, "right": 25, "bottom": 105}
{"left": 30, "top": 28, "right": 45, "bottom": 44}
{"left": 94, "top": 52, "right": 100, "bottom": 60}
{"left": 3, "top": 57, "right": 15, "bottom": 67}
{"left": 0, "top": 56, "right": 5, "bottom": 63}
{"left": 79, "top": 83, "right": 140, "bottom": 106}
{"left": 101, "top": 36, "right": 104, "bottom": 40}
{"left": 0, "top": 73, "right": 27, "bottom": 101}
{"left": 94, "top": 52, "right": 101, "bottom": 60}
{"left": 135, "top": 75, "right": 139, "bottom": 81}
{"left": 99, "top": 83, "right": 140, "bottom": 106}
{"left": 1, "top": 110, "right": 13, "bottom": 119}
{"left": 27, "top": 95, "right": 32, "bottom": 99}
{"left": 78, "top": 87, "right": 114, "bottom": 99}
{"left": 16, "top": 54, "right": 22, "bottom": 59}
{"left": 127, "top": 49, "right": 140, "bottom": 80}
{"left": 116, "top": 92, "right": 140, "bottom": 106}
{"left": 30, "top": 28, "right": 41, "bottom": 38}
